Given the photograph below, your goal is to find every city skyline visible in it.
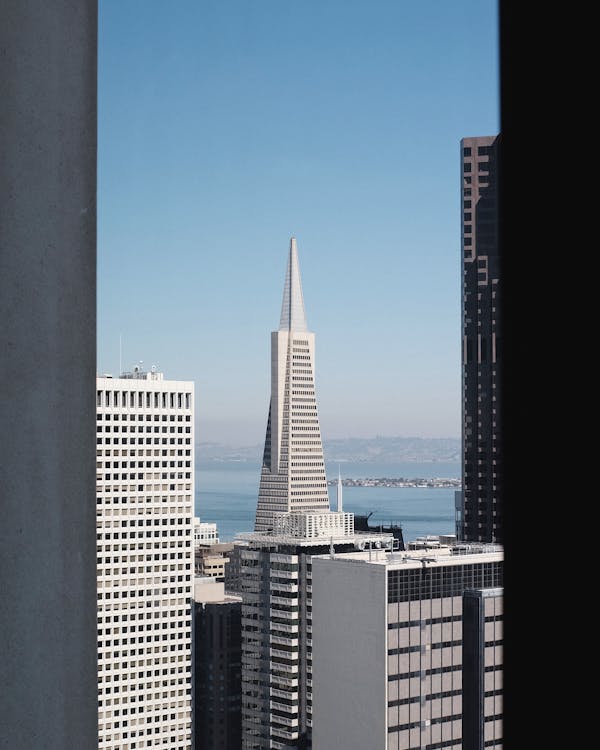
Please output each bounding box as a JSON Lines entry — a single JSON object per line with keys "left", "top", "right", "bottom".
{"left": 97, "top": 0, "right": 499, "bottom": 445}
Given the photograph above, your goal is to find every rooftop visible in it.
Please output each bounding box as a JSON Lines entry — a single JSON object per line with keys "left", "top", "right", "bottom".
{"left": 313, "top": 540, "right": 503, "bottom": 570}
{"left": 235, "top": 529, "right": 396, "bottom": 549}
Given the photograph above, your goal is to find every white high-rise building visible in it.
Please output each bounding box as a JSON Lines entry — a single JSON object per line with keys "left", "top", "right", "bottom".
{"left": 241, "top": 238, "right": 395, "bottom": 749}
{"left": 254, "top": 237, "right": 330, "bottom": 532}
{"left": 96, "top": 369, "right": 194, "bottom": 750}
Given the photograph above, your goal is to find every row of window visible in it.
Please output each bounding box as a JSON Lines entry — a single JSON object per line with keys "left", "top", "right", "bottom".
{"left": 99, "top": 635, "right": 189, "bottom": 649}
{"left": 99, "top": 623, "right": 187, "bottom": 636}
{"left": 100, "top": 737, "right": 188, "bottom": 749}
{"left": 97, "top": 438, "right": 192, "bottom": 446}
{"left": 387, "top": 561, "right": 503, "bottom": 603}
{"left": 99, "top": 610, "right": 187, "bottom": 624}
{"left": 98, "top": 414, "right": 190, "bottom": 422}
{"left": 462, "top": 159, "right": 490, "bottom": 172}
{"left": 99, "top": 474, "right": 191, "bottom": 482}
{"left": 388, "top": 639, "right": 462, "bottom": 656}
{"left": 98, "top": 426, "right": 191, "bottom": 434}
{"left": 388, "top": 688, "right": 461, "bottom": 707}
{"left": 463, "top": 145, "right": 493, "bottom": 157}
{"left": 97, "top": 391, "right": 191, "bottom": 409}
{"left": 101, "top": 504, "right": 187, "bottom": 515}
{"left": 387, "top": 664, "right": 461, "bottom": 681}
{"left": 99, "top": 485, "right": 191, "bottom": 494}
{"left": 388, "top": 714, "right": 461, "bottom": 732}
{"left": 100, "top": 699, "right": 187, "bottom": 716}
{"left": 98, "top": 646, "right": 189, "bottom": 666}
{"left": 98, "top": 449, "right": 191, "bottom": 457}
{"left": 388, "top": 615, "right": 462, "bottom": 630}
{"left": 99, "top": 459, "right": 190, "bottom": 467}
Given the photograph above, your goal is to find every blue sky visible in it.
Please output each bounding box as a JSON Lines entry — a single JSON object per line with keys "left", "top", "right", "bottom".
{"left": 98, "top": 0, "right": 499, "bottom": 445}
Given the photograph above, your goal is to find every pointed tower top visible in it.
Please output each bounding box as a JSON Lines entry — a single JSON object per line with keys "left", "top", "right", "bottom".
{"left": 279, "top": 237, "right": 308, "bottom": 332}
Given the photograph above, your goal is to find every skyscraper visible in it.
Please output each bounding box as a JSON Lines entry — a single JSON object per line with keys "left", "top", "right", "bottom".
{"left": 96, "top": 369, "right": 194, "bottom": 749}
{"left": 254, "top": 237, "right": 330, "bottom": 533}
{"left": 457, "top": 135, "right": 502, "bottom": 544}
{"left": 240, "top": 238, "right": 395, "bottom": 749}
{"left": 193, "top": 578, "right": 242, "bottom": 750}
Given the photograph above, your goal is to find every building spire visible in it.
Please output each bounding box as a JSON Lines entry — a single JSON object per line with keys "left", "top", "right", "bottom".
{"left": 279, "top": 237, "right": 308, "bottom": 332}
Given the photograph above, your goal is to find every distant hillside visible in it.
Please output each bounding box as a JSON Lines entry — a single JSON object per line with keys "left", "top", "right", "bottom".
{"left": 323, "top": 436, "right": 460, "bottom": 463}
{"left": 197, "top": 436, "right": 460, "bottom": 463}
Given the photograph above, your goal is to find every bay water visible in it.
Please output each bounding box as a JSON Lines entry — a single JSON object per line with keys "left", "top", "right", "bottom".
{"left": 195, "top": 460, "right": 460, "bottom": 543}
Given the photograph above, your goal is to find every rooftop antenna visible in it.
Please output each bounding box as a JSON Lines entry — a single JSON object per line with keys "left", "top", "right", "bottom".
{"left": 119, "top": 333, "right": 122, "bottom": 377}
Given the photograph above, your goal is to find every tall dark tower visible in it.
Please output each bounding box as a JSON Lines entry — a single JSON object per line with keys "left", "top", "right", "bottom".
{"left": 457, "top": 135, "right": 502, "bottom": 544}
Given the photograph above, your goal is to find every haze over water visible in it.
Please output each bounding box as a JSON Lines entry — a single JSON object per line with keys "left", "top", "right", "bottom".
{"left": 195, "top": 460, "right": 460, "bottom": 543}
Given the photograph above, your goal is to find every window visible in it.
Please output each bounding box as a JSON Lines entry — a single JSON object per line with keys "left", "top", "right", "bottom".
{"left": 463, "top": 146, "right": 471, "bottom": 156}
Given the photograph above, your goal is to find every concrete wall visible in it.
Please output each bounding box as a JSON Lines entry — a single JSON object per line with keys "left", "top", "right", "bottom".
{"left": 0, "top": 2, "right": 98, "bottom": 748}
{"left": 312, "top": 557, "right": 387, "bottom": 750}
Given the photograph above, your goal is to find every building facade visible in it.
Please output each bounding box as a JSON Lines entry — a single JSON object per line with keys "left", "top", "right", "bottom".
{"left": 194, "top": 542, "right": 235, "bottom": 581}
{"left": 194, "top": 517, "right": 219, "bottom": 547}
{"left": 239, "top": 516, "right": 395, "bottom": 750}
{"left": 311, "top": 541, "right": 503, "bottom": 750}
{"left": 96, "top": 369, "right": 194, "bottom": 749}
{"left": 462, "top": 588, "right": 503, "bottom": 750}
{"left": 458, "top": 135, "right": 502, "bottom": 544}
{"left": 193, "top": 578, "right": 243, "bottom": 750}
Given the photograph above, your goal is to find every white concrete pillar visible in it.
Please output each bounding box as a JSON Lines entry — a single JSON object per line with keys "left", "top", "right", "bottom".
{"left": 0, "top": 2, "right": 98, "bottom": 748}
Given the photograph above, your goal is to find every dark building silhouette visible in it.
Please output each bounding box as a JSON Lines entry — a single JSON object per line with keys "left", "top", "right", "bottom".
{"left": 457, "top": 135, "right": 502, "bottom": 544}
{"left": 193, "top": 582, "right": 242, "bottom": 750}
{"left": 354, "top": 512, "right": 405, "bottom": 550}
{"left": 223, "top": 542, "right": 246, "bottom": 594}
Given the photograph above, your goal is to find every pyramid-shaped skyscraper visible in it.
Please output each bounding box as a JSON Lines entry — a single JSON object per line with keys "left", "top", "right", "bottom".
{"left": 254, "top": 238, "right": 330, "bottom": 532}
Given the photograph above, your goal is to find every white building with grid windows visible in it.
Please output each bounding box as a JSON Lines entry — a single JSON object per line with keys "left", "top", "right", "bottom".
{"left": 96, "top": 369, "right": 194, "bottom": 750}
{"left": 193, "top": 517, "right": 219, "bottom": 548}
